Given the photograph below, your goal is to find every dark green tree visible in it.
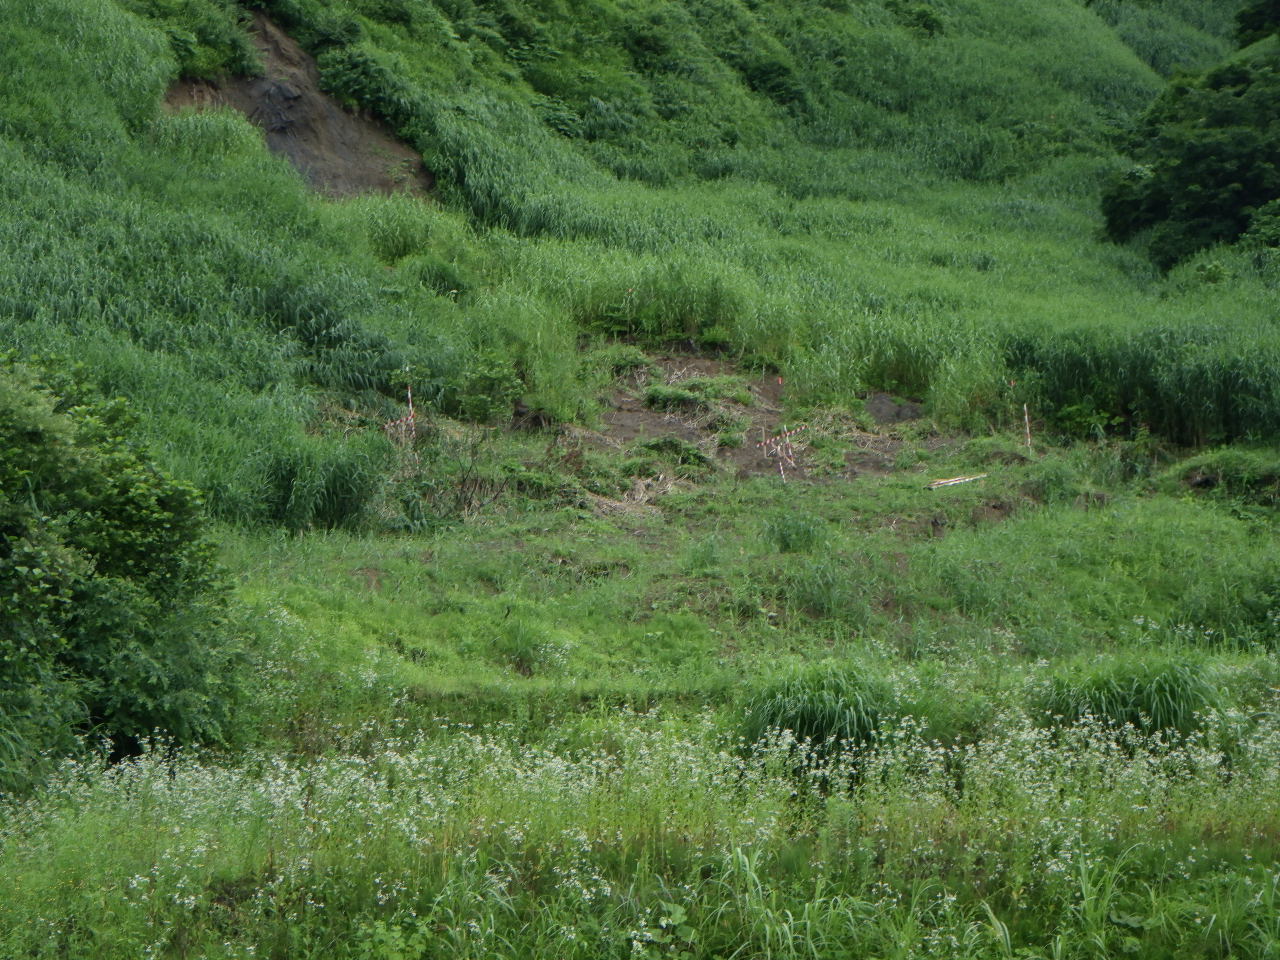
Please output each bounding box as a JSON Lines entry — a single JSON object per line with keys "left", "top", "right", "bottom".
{"left": 1, "top": 360, "right": 242, "bottom": 791}
{"left": 1236, "top": 0, "right": 1280, "bottom": 46}
{"left": 1102, "top": 44, "right": 1280, "bottom": 269}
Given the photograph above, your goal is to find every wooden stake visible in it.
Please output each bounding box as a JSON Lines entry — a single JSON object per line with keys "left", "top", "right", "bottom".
{"left": 925, "top": 474, "right": 988, "bottom": 490}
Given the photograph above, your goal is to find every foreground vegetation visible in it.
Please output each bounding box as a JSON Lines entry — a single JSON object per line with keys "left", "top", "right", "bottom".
{"left": 6, "top": 420, "right": 1280, "bottom": 957}
{"left": 3, "top": 0, "right": 1280, "bottom": 956}
{"left": 5, "top": 714, "right": 1280, "bottom": 959}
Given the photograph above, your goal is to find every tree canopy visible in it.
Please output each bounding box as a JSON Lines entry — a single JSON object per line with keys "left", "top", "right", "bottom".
{"left": 1, "top": 360, "right": 242, "bottom": 790}
{"left": 1102, "top": 38, "right": 1280, "bottom": 269}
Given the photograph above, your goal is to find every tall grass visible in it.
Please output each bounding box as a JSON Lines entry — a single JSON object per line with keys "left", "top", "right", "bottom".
{"left": 742, "top": 661, "right": 892, "bottom": 748}
{"left": 3, "top": 0, "right": 1277, "bottom": 530}
{"left": 1038, "top": 654, "right": 1221, "bottom": 735}
{"left": 2, "top": 713, "right": 1278, "bottom": 958}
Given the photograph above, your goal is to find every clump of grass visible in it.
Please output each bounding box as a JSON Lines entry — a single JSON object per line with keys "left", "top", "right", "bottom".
{"left": 1037, "top": 654, "right": 1219, "bottom": 736}
{"left": 763, "top": 511, "right": 828, "bottom": 553}
{"left": 682, "top": 376, "right": 752, "bottom": 405}
{"left": 742, "top": 661, "right": 893, "bottom": 749}
{"left": 629, "top": 435, "right": 715, "bottom": 477}
{"left": 715, "top": 426, "right": 746, "bottom": 448}
{"left": 490, "top": 619, "right": 569, "bottom": 676}
{"left": 644, "top": 376, "right": 751, "bottom": 413}
{"left": 644, "top": 383, "right": 706, "bottom": 411}
{"left": 596, "top": 342, "right": 654, "bottom": 380}
{"left": 258, "top": 432, "right": 390, "bottom": 531}
{"left": 774, "top": 555, "right": 874, "bottom": 627}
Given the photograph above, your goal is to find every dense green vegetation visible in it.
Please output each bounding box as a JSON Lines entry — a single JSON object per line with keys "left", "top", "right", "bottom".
{"left": 1102, "top": 2, "right": 1280, "bottom": 268}
{"left": 3, "top": 0, "right": 1280, "bottom": 956}
{"left": 0, "top": 360, "right": 241, "bottom": 792}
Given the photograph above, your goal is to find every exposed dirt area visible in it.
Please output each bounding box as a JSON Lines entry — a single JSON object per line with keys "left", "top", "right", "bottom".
{"left": 165, "top": 13, "right": 433, "bottom": 197}
{"left": 597, "top": 354, "right": 807, "bottom": 480}
{"left": 583, "top": 353, "right": 921, "bottom": 482}
{"left": 865, "top": 392, "right": 925, "bottom": 425}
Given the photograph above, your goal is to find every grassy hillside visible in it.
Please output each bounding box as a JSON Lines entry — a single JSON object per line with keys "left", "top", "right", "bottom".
{"left": 4, "top": 1, "right": 1280, "bottom": 957}
{"left": 1, "top": 0, "right": 1275, "bottom": 527}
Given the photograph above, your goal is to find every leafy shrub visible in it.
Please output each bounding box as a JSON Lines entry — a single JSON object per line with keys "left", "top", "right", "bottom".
{"left": 1, "top": 361, "right": 243, "bottom": 788}
{"left": 317, "top": 43, "right": 420, "bottom": 128}
{"left": 248, "top": 0, "right": 363, "bottom": 49}
{"left": 121, "top": 0, "right": 259, "bottom": 77}
{"left": 1242, "top": 197, "right": 1280, "bottom": 248}
{"left": 1236, "top": 0, "right": 1280, "bottom": 46}
{"left": 1037, "top": 655, "right": 1219, "bottom": 735}
{"left": 737, "top": 55, "right": 809, "bottom": 110}
{"left": 444, "top": 353, "right": 523, "bottom": 424}
{"left": 260, "top": 274, "right": 406, "bottom": 394}
{"left": 742, "top": 661, "right": 893, "bottom": 748}
{"left": 887, "top": 0, "right": 945, "bottom": 38}
{"left": 1102, "top": 46, "right": 1280, "bottom": 268}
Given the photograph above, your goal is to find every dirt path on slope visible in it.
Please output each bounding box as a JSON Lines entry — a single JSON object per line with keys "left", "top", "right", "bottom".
{"left": 165, "top": 13, "right": 433, "bottom": 197}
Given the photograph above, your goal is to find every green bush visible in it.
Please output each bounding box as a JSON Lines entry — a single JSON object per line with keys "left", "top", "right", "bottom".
{"left": 762, "top": 512, "right": 828, "bottom": 553}
{"left": 1102, "top": 45, "right": 1280, "bottom": 268}
{"left": 444, "top": 352, "right": 523, "bottom": 424}
{"left": 1038, "top": 655, "right": 1219, "bottom": 735}
{"left": 1, "top": 361, "right": 243, "bottom": 789}
{"left": 119, "top": 0, "right": 258, "bottom": 78}
{"left": 742, "top": 661, "right": 893, "bottom": 748}
{"left": 1237, "top": 0, "right": 1280, "bottom": 46}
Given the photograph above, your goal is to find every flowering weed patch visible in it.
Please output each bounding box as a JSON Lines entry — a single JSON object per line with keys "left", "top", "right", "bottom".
{"left": 2, "top": 714, "right": 1279, "bottom": 958}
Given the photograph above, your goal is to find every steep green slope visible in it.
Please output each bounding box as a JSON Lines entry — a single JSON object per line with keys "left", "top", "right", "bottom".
{"left": 1, "top": 0, "right": 1274, "bottom": 531}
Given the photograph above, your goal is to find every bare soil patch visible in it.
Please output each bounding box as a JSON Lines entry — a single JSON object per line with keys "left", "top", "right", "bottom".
{"left": 587, "top": 353, "right": 926, "bottom": 482}
{"left": 165, "top": 13, "right": 433, "bottom": 197}
{"left": 598, "top": 354, "right": 807, "bottom": 479}
{"left": 865, "top": 392, "right": 925, "bottom": 426}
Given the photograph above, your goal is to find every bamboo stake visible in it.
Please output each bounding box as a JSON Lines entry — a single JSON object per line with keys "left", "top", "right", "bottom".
{"left": 925, "top": 474, "right": 988, "bottom": 490}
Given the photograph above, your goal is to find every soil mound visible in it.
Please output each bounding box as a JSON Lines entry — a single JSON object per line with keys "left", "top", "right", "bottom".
{"left": 865, "top": 392, "right": 924, "bottom": 425}
{"left": 165, "top": 13, "right": 433, "bottom": 197}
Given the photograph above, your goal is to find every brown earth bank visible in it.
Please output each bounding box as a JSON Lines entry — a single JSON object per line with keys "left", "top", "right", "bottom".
{"left": 165, "top": 12, "right": 433, "bottom": 197}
